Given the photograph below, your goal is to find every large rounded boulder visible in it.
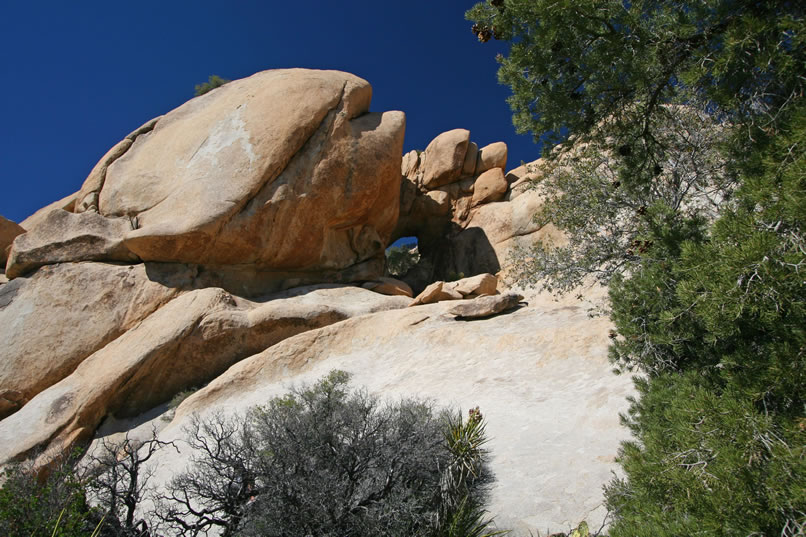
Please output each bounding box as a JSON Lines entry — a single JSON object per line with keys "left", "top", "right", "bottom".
{"left": 7, "top": 69, "right": 406, "bottom": 293}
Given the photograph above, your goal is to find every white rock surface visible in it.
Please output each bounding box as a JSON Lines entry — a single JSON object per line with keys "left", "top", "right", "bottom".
{"left": 144, "top": 286, "right": 634, "bottom": 536}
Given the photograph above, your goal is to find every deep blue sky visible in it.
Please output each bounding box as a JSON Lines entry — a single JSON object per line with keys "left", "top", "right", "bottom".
{"left": 0, "top": 1, "right": 540, "bottom": 224}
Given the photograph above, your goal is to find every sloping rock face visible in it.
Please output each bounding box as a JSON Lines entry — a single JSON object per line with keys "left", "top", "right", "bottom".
{"left": 0, "top": 69, "right": 409, "bottom": 449}
{"left": 0, "top": 262, "right": 189, "bottom": 418}
{"left": 394, "top": 133, "right": 562, "bottom": 293}
{"left": 142, "top": 287, "right": 632, "bottom": 536}
{"left": 0, "top": 284, "right": 409, "bottom": 465}
{"left": 7, "top": 69, "right": 405, "bottom": 292}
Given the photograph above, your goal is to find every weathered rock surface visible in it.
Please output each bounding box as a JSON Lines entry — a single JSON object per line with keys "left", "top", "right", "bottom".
{"left": 0, "top": 262, "right": 188, "bottom": 419}
{"left": 447, "top": 292, "right": 523, "bottom": 319}
{"left": 462, "top": 141, "right": 479, "bottom": 176}
{"left": 361, "top": 277, "right": 413, "bottom": 297}
{"left": 0, "top": 72, "right": 636, "bottom": 537}
{"left": 476, "top": 141, "right": 508, "bottom": 174}
{"left": 421, "top": 129, "right": 470, "bottom": 189}
{"left": 410, "top": 281, "right": 461, "bottom": 305}
{"left": 0, "top": 215, "right": 24, "bottom": 268}
{"left": 74, "top": 117, "right": 163, "bottom": 214}
{"left": 19, "top": 192, "right": 78, "bottom": 231}
{"left": 144, "top": 286, "right": 632, "bottom": 536}
{"left": 5, "top": 210, "right": 139, "bottom": 279}
{"left": 471, "top": 168, "right": 508, "bottom": 206}
{"left": 444, "top": 272, "right": 498, "bottom": 297}
{"left": 0, "top": 285, "right": 410, "bottom": 464}
{"left": 7, "top": 69, "right": 405, "bottom": 292}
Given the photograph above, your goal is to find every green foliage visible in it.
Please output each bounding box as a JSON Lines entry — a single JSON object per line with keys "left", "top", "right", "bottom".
{"left": 605, "top": 373, "right": 806, "bottom": 537}
{"left": 508, "top": 105, "right": 730, "bottom": 293}
{"left": 194, "top": 75, "right": 230, "bottom": 97}
{"left": 446, "top": 271, "right": 465, "bottom": 282}
{"left": 466, "top": 0, "right": 805, "bottom": 155}
{"left": 386, "top": 242, "right": 420, "bottom": 276}
{"left": 468, "top": 0, "right": 806, "bottom": 533}
{"left": 436, "top": 407, "right": 506, "bottom": 537}
{"left": 161, "top": 371, "right": 500, "bottom": 537}
{"left": 435, "top": 496, "right": 508, "bottom": 537}
{"left": 0, "top": 452, "right": 98, "bottom": 537}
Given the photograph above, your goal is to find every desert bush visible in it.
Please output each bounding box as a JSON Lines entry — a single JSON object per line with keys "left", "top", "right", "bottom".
{"left": 1, "top": 373, "right": 501, "bottom": 537}
{"left": 0, "top": 450, "right": 97, "bottom": 537}
{"left": 194, "top": 75, "right": 230, "bottom": 97}
{"left": 160, "top": 370, "right": 500, "bottom": 537}
{"left": 85, "top": 431, "right": 176, "bottom": 537}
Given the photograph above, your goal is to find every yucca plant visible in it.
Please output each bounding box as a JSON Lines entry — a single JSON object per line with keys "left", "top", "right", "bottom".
{"left": 46, "top": 509, "right": 105, "bottom": 537}
{"left": 436, "top": 407, "right": 505, "bottom": 537}
{"left": 436, "top": 496, "right": 508, "bottom": 537}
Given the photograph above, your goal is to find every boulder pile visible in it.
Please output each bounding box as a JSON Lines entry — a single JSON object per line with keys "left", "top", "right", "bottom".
{"left": 0, "top": 69, "right": 633, "bottom": 535}
{"left": 393, "top": 129, "right": 564, "bottom": 292}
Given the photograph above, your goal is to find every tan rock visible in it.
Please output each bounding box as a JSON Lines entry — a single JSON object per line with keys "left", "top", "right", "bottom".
{"left": 505, "top": 160, "right": 546, "bottom": 201}
{"left": 148, "top": 287, "right": 633, "bottom": 535}
{"left": 74, "top": 139, "right": 134, "bottom": 214}
{"left": 90, "top": 70, "right": 404, "bottom": 278}
{"left": 0, "top": 216, "right": 25, "bottom": 267}
{"left": 462, "top": 142, "right": 479, "bottom": 176}
{"left": 458, "top": 176, "right": 475, "bottom": 194}
{"left": 13, "top": 70, "right": 405, "bottom": 288}
{"left": 447, "top": 292, "right": 524, "bottom": 319}
{"left": 0, "top": 285, "right": 410, "bottom": 464}
{"left": 471, "top": 168, "right": 508, "bottom": 206}
{"left": 409, "top": 280, "right": 464, "bottom": 306}
{"left": 476, "top": 142, "right": 508, "bottom": 174}
{"left": 0, "top": 262, "right": 187, "bottom": 418}
{"left": 125, "top": 116, "right": 161, "bottom": 140}
{"left": 421, "top": 129, "right": 470, "bottom": 189}
{"left": 410, "top": 281, "right": 444, "bottom": 306}
{"left": 401, "top": 150, "right": 420, "bottom": 177}
{"left": 362, "top": 277, "right": 413, "bottom": 298}
{"left": 444, "top": 273, "right": 498, "bottom": 297}
{"left": 19, "top": 191, "right": 77, "bottom": 231}
{"left": 415, "top": 190, "right": 451, "bottom": 216}
{"left": 441, "top": 287, "right": 464, "bottom": 300}
{"left": 5, "top": 210, "right": 137, "bottom": 279}
{"left": 440, "top": 186, "right": 566, "bottom": 280}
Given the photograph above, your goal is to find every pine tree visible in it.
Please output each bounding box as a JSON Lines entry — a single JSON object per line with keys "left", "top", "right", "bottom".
{"left": 466, "top": 0, "right": 806, "bottom": 533}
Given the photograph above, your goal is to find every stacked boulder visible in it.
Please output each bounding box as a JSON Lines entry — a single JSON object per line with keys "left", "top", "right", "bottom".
{"left": 397, "top": 129, "right": 508, "bottom": 238}
{"left": 393, "top": 129, "right": 563, "bottom": 293}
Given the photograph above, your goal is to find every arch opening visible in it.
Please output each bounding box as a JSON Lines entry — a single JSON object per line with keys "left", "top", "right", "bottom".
{"left": 384, "top": 236, "right": 420, "bottom": 278}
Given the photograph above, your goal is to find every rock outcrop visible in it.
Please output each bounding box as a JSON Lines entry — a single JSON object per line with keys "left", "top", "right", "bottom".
{"left": 0, "top": 284, "right": 409, "bottom": 464}
{"left": 0, "top": 70, "right": 634, "bottom": 536}
{"left": 393, "top": 132, "right": 562, "bottom": 293}
{"left": 409, "top": 273, "right": 499, "bottom": 306}
{"left": 0, "top": 262, "right": 188, "bottom": 418}
{"left": 447, "top": 292, "right": 524, "bottom": 319}
{"left": 7, "top": 69, "right": 406, "bottom": 293}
